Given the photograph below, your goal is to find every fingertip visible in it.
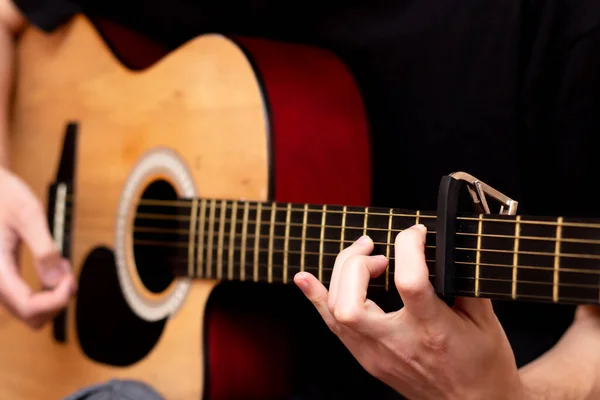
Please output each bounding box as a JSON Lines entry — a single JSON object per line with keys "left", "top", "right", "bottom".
{"left": 294, "top": 272, "right": 311, "bottom": 292}
{"left": 356, "top": 235, "right": 373, "bottom": 246}
{"left": 37, "top": 255, "right": 71, "bottom": 288}
{"left": 396, "top": 224, "right": 427, "bottom": 245}
{"left": 373, "top": 254, "right": 389, "bottom": 263}
{"left": 370, "top": 255, "right": 389, "bottom": 276}
{"left": 413, "top": 224, "right": 427, "bottom": 238}
{"left": 294, "top": 272, "right": 324, "bottom": 294}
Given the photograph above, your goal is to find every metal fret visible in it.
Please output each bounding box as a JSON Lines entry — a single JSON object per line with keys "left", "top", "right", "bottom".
{"left": 301, "top": 204, "right": 308, "bottom": 272}
{"left": 268, "top": 202, "right": 276, "bottom": 283}
{"left": 319, "top": 205, "right": 327, "bottom": 282}
{"left": 512, "top": 215, "right": 520, "bottom": 299}
{"left": 283, "top": 203, "right": 291, "bottom": 283}
{"left": 340, "top": 205, "right": 347, "bottom": 252}
{"left": 197, "top": 199, "right": 207, "bottom": 278}
{"left": 187, "top": 198, "right": 198, "bottom": 278}
{"left": 385, "top": 209, "right": 393, "bottom": 291}
{"left": 475, "top": 214, "right": 483, "bottom": 296}
{"left": 240, "top": 201, "right": 249, "bottom": 281}
{"left": 253, "top": 202, "right": 262, "bottom": 282}
{"left": 206, "top": 199, "right": 216, "bottom": 278}
{"left": 553, "top": 217, "right": 563, "bottom": 302}
{"left": 228, "top": 201, "right": 238, "bottom": 280}
{"left": 363, "top": 207, "right": 369, "bottom": 236}
{"left": 415, "top": 210, "right": 420, "bottom": 226}
{"left": 217, "top": 199, "right": 226, "bottom": 279}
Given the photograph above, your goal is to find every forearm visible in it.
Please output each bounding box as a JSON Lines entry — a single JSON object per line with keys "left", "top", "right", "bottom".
{"left": 518, "top": 306, "right": 600, "bottom": 400}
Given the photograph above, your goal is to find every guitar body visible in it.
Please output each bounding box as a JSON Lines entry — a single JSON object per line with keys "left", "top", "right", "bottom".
{"left": 0, "top": 15, "right": 372, "bottom": 399}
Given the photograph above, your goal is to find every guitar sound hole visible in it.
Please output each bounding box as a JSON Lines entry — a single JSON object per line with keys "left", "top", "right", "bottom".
{"left": 133, "top": 179, "right": 178, "bottom": 293}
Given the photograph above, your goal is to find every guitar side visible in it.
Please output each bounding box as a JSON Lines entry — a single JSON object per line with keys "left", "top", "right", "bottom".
{"left": 0, "top": 15, "right": 370, "bottom": 400}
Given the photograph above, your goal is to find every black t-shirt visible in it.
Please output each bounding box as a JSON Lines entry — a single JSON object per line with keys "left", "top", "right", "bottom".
{"left": 11, "top": 0, "right": 600, "bottom": 396}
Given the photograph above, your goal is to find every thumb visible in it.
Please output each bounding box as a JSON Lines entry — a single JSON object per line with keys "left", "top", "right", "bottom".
{"left": 6, "top": 171, "right": 71, "bottom": 287}
{"left": 20, "top": 274, "right": 76, "bottom": 329}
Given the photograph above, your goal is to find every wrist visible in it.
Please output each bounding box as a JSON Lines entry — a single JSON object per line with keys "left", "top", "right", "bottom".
{"left": 518, "top": 367, "right": 591, "bottom": 400}
{"left": 516, "top": 378, "right": 545, "bottom": 400}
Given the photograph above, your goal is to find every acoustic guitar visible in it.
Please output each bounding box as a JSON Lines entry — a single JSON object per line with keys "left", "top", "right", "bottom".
{"left": 2, "top": 13, "right": 600, "bottom": 400}
{"left": 1, "top": 14, "right": 373, "bottom": 400}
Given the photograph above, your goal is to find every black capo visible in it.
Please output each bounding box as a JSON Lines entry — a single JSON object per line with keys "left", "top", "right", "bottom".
{"left": 434, "top": 172, "right": 518, "bottom": 296}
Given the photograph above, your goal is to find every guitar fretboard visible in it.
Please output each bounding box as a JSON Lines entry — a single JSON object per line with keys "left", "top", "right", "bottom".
{"left": 132, "top": 198, "right": 600, "bottom": 305}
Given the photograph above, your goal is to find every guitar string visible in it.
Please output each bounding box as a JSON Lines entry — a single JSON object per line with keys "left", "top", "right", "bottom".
{"left": 66, "top": 212, "right": 600, "bottom": 249}
{"left": 135, "top": 240, "right": 600, "bottom": 287}
{"left": 64, "top": 197, "right": 600, "bottom": 229}
{"left": 58, "top": 199, "right": 600, "bottom": 301}
{"left": 132, "top": 198, "right": 600, "bottom": 227}
{"left": 130, "top": 215, "right": 600, "bottom": 248}
{"left": 64, "top": 219, "right": 600, "bottom": 276}
{"left": 59, "top": 202, "right": 600, "bottom": 286}
{"left": 130, "top": 220, "right": 600, "bottom": 246}
{"left": 154, "top": 256, "right": 600, "bottom": 295}
{"left": 128, "top": 216, "right": 600, "bottom": 262}
{"left": 132, "top": 231, "right": 600, "bottom": 267}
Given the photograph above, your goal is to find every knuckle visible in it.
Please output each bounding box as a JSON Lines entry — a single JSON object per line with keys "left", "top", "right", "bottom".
{"left": 395, "top": 276, "right": 427, "bottom": 299}
{"left": 422, "top": 329, "right": 448, "bottom": 353}
{"left": 337, "top": 245, "right": 352, "bottom": 258}
{"left": 15, "top": 306, "right": 34, "bottom": 326}
{"left": 396, "top": 346, "right": 419, "bottom": 369}
{"left": 309, "top": 293, "right": 327, "bottom": 307}
{"left": 334, "top": 305, "right": 360, "bottom": 325}
{"left": 337, "top": 237, "right": 371, "bottom": 259}
{"left": 343, "top": 255, "right": 365, "bottom": 272}
{"left": 335, "top": 246, "right": 354, "bottom": 264}
{"left": 327, "top": 320, "right": 343, "bottom": 337}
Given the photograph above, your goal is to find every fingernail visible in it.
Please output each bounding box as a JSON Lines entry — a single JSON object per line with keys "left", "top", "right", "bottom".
{"left": 295, "top": 277, "right": 309, "bottom": 292}
{"left": 357, "top": 235, "right": 371, "bottom": 245}
{"left": 43, "top": 267, "right": 63, "bottom": 285}
{"left": 40, "top": 257, "right": 69, "bottom": 286}
{"left": 413, "top": 224, "right": 427, "bottom": 234}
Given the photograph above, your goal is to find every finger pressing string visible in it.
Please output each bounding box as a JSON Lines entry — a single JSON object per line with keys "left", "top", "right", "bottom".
{"left": 394, "top": 224, "right": 445, "bottom": 323}
{"left": 328, "top": 235, "right": 374, "bottom": 314}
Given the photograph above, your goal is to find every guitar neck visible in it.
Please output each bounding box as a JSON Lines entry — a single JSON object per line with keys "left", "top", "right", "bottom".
{"left": 132, "top": 198, "right": 600, "bottom": 306}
